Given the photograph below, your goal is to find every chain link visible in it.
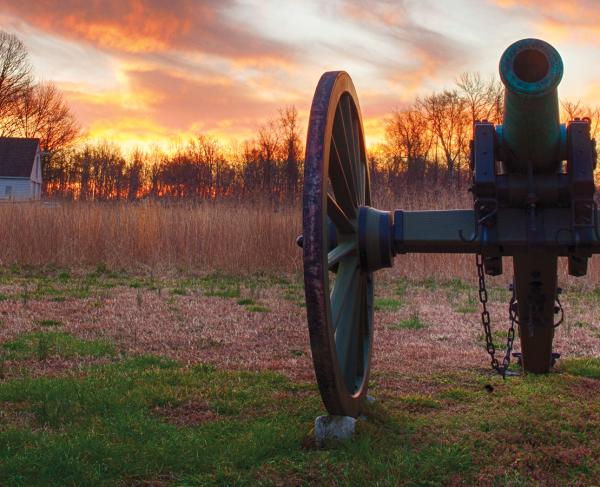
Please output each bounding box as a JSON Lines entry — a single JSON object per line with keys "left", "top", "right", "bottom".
{"left": 476, "top": 254, "right": 517, "bottom": 379}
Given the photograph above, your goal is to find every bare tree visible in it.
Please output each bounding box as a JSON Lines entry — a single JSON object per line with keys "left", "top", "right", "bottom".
{"left": 196, "top": 135, "right": 230, "bottom": 197}
{"left": 561, "top": 99, "right": 600, "bottom": 170}
{"left": 278, "top": 105, "right": 302, "bottom": 202}
{"left": 0, "top": 31, "right": 32, "bottom": 136}
{"left": 127, "top": 150, "right": 145, "bottom": 200}
{"left": 456, "top": 72, "right": 503, "bottom": 125}
{"left": 561, "top": 99, "right": 600, "bottom": 140}
{"left": 418, "top": 90, "right": 470, "bottom": 180}
{"left": 15, "top": 82, "right": 79, "bottom": 152}
{"left": 257, "top": 120, "right": 279, "bottom": 198}
{"left": 385, "top": 106, "right": 432, "bottom": 185}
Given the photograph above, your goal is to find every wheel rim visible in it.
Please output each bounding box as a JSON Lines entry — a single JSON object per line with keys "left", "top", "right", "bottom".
{"left": 303, "top": 71, "right": 373, "bottom": 417}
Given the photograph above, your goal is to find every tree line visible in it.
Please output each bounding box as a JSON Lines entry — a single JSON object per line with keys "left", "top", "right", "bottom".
{"left": 44, "top": 106, "right": 303, "bottom": 202}
{"left": 43, "top": 73, "right": 599, "bottom": 203}
{"left": 2, "top": 30, "right": 599, "bottom": 203}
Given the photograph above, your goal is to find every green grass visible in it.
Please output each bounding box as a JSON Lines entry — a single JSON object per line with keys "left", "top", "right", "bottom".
{"left": 170, "top": 287, "right": 188, "bottom": 296}
{"left": 442, "top": 278, "right": 471, "bottom": 292}
{"left": 398, "top": 394, "right": 442, "bottom": 410}
{"left": 246, "top": 304, "right": 270, "bottom": 313}
{"left": 391, "top": 313, "right": 427, "bottom": 330}
{"left": 419, "top": 277, "right": 437, "bottom": 291}
{"left": 455, "top": 304, "right": 477, "bottom": 314}
{"left": 281, "top": 285, "right": 306, "bottom": 307}
{"left": 477, "top": 329, "right": 511, "bottom": 350}
{"left": 35, "top": 319, "right": 63, "bottom": 327}
{"left": 203, "top": 284, "right": 241, "bottom": 298}
{"left": 237, "top": 297, "right": 271, "bottom": 312}
{"left": 0, "top": 269, "right": 282, "bottom": 304}
{"left": 374, "top": 297, "right": 402, "bottom": 311}
{"left": 0, "top": 270, "right": 598, "bottom": 485}
{"left": 0, "top": 356, "right": 299, "bottom": 485}
{"left": 198, "top": 273, "right": 277, "bottom": 300}
{"left": 455, "top": 293, "right": 478, "bottom": 313}
{"left": 572, "top": 320, "right": 589, "bottom": 329}
{"left": 561, "top": 357, "right": 600, "bottom": 379}
{"left": 0, "top": 352, "right": 479, "bottom": 487}
{"left": 394, "top": 279, "right": 408, "bottom": 298}
{"left": 1, "top": 332, "right": 115, "bottom": 361}
{"left": 438, "top": 388, "right": 474, "bottom": 402}
{"left": 0, "top": 337, "right": 598, "bottom": 485}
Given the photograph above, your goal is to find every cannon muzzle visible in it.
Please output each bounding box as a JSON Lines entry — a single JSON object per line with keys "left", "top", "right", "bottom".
{"left": 499, "top": 38, "right": 564, "bottom": 174}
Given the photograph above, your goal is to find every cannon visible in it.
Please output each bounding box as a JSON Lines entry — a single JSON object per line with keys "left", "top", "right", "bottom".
{"left": 300, "top": 38, "right": 598, "bottom": 417}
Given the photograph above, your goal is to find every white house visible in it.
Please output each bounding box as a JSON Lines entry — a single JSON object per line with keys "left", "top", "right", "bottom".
{"left": 0, "top": 137, "right": 42, "bottom": 200}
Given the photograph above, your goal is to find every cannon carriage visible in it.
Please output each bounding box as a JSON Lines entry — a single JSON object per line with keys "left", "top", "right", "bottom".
{"left": 300, "top": 38, "right": 599, "bottom": 417}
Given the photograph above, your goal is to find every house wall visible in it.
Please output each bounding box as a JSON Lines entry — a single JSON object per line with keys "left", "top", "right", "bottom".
{"left": 31, "top": 150, "right": 42, "bottom": 184}
{"left": 0, "top": 178, "right": 37, "bottom": 200}
{"left": 0, "top": 142, "right": 42, "bottom": 200}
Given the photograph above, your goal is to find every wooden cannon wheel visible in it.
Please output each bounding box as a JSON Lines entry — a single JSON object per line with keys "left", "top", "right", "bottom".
{"left": 302, "top": 71, "right": 373, "bottom": 417}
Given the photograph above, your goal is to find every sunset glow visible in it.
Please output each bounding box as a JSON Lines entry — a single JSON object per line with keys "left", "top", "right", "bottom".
{"left": 2, "top": 0, "right": 600, "bottom": 153}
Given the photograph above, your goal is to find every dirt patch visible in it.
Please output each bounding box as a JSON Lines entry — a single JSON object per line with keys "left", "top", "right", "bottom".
{"left": 0, "top": 401, "right": 36, "bottom": 430}
{"left": 564, "top": 375, "right": 600, "bottom": 397}
{"left": 152, "top": 399, "right": 218, "bottom": 427}
{"left": 0, "top": 356, "right": 114, "bottom": 381}
{"left": 1, "top": 278, "right": 599, "bottom": 387}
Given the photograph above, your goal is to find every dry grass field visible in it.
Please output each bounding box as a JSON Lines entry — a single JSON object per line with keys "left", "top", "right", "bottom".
{"left": 3, "top": 193, "right": 600, "bottom": 285}
{"left": 0, "top": 197, "right": 599, "bottom": 485}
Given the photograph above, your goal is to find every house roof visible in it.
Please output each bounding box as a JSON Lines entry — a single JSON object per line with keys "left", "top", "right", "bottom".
{"left": 0, "top": 137, "right": 40, "bottom": 178}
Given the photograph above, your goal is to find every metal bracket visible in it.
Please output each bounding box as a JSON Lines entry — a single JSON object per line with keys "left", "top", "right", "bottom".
{"left": 460, "top": 121, "right": 499, "bottom": 245}
{"left": 459, "top": 198, "right": 498, "bottom": 243}
{"left": 568, "top": 119, "right": 595, "bottom": 230}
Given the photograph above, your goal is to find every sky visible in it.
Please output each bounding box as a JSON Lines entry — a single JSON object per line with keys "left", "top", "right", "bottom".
{"left": 2, "top": 0, "right": 600, "bottom": 153}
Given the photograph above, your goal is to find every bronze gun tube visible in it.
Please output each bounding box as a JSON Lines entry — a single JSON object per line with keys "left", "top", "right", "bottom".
{"left": 498, "top": 38, "right": 564, "bottom": 174}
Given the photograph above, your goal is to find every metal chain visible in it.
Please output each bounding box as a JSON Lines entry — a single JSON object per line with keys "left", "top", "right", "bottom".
{"left": 553, "top": 293, "right": 564, "bottom": 328}
{"left": 476, "top": 254, "right": 517, "bottom": 379}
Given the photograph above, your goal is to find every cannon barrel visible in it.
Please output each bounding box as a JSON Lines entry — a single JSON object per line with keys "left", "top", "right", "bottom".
{"left": 498, "top": 38, "right": 564, "bottom": 174}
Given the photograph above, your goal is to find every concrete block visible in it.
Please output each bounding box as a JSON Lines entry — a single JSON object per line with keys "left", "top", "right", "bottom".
{"left": 314, "top": 415, "right": 356, "bottom": 446}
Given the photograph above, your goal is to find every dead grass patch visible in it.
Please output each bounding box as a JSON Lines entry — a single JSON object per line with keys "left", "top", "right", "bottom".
{"left": 153, "top": 399, "right": 218, "bottom": 427}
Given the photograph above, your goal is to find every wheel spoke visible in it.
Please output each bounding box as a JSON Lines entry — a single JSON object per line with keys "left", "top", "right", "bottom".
{"left": 351, "top": 114, "right": 365, "bottom": 206}
{"left": 327, "top": 193, "right": 355, "bottom": 234}
{"left": 330, "top": 138, "right": 357, "bottom": 217}
{"left": 336, "top": 100, "right": 357, "bottom": 187}
{"left": 331, "top": 258, "right": 359, "bottom": 331}
{"left": 328, "top": 240, "right": 356, "bottom": 268}
{"left": 356, "top": 274, "right": 367, "bottom": 378}
{"left": 346, "top": 275, "right": 366, "bottom": 387}
{"left": 332, "top": 104, "right": 358, "bottom": 208}
{"left": 344, "top": 96, "right": 361, "bottom": 193}
{"left": 335, "top": 271, "right": 361, "bottom": 392}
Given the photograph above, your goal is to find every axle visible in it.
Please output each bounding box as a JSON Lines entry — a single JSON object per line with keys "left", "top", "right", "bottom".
{"left": 357, "top": 206, "right": 598, "bottom": 270}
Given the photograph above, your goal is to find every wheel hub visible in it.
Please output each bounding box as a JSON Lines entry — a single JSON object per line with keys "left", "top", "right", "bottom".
{"left": 358, "top": 206, "right": 394, "bottom": 273}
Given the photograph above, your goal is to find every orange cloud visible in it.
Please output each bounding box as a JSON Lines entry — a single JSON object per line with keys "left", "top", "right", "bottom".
{"left": 124, "top": 68, "right": 286, "bottom": 129}
{"left": 0, "top": 0, "right": 295, "bottom": 63}
{"left": 59, "top": 65, "right": 297, "bottom": 153}
{"left": 0, "top": 0, "right": 490, "bottom": 153}
{"left": 86, "top": 117, "right": 180, "bottom": 151}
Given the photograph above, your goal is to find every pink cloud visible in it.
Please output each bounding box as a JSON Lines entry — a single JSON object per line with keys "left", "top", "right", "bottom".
{"left": 0, "top": 0, "right": 296, "bottom": 62}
